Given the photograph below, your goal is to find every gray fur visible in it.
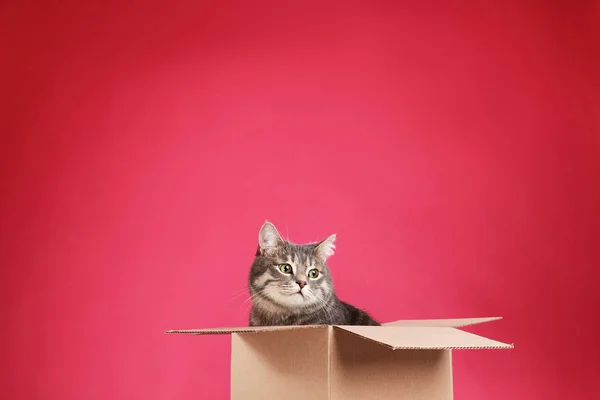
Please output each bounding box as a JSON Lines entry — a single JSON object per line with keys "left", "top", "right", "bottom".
{"left": 248, "top": 221, "right": 379, "bottom": 326}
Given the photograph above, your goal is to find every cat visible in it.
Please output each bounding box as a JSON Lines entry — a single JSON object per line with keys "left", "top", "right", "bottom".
{"left": 248, "top": 221, "right": 379, "bottom": 326}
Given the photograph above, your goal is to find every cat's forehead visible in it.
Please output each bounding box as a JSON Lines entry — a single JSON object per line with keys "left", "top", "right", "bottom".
{"left": 281, "top": 243, "right": 318, "bottom": 265}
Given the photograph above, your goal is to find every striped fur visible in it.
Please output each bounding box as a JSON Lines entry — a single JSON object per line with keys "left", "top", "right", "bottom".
{"left": 248, "top": 221, "right": 379, "bottom": 326}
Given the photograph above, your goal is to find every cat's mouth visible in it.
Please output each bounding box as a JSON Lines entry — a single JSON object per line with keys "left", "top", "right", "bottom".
{"left": 286, "top": 290, "right": 304, "bottom": 298}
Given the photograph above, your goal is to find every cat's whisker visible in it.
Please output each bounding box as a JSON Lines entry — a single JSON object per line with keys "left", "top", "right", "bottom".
{"left": 280, "top": 285, "right": 297, "bottom": 289}
{"left": 230, "top": 284, "right": 259, "bottom": 303}
{"left": 230, "top": 286, "right": 249, "bottom": 295}
{"left": 244, "top": 287, "right": 279, "bottom": 311}
{"left": 230, "top": 289, "right": 251, "bottom": 301}
{"left": 311, "top": 290, "right": 334, "bottom": 323}
{"left": 241, "top": 287, "right": 270, "bottom": 308}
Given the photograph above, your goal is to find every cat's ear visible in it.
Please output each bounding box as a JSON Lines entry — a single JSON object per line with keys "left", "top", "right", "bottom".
{"left": 314, "top": 234, "right": 336, "bottom": 261}
{"left": 258, "top": 221, "right": 284, "bottom": 256}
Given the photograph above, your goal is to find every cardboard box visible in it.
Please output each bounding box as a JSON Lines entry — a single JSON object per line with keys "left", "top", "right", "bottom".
{"left": 166, "top": 317, "right": 512, "bottom": 399}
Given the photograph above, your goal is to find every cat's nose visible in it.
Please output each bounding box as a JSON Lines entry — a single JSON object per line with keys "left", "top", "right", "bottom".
{"left": 297, "top": 280, "right": 307, "bottom": 289}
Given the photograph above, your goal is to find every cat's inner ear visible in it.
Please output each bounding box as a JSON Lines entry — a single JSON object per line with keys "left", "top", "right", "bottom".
{"left": 314, "top": 234, "right": 336, "bottom": 260}
{"left": 258, "top": 221, "right": 284, "bottom": 256}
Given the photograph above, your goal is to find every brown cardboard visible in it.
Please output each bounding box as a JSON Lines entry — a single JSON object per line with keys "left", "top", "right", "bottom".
{"left": 330, "top": 329, "right": 453, "bottom": 400}
{"left": 166, "top": 317, "right": 512, "bottom": 399}
{"left": 334, "top": 326, "right": 510, "bottom": 349}
{"left": 231, "top": 328, "right": 329, "bottom": 400}
{"left": 382, "top": 316, "right": 502, "bottom": 327}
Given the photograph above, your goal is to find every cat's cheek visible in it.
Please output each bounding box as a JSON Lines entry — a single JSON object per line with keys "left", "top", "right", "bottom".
{"left": 252, "top": 273, "right": 270, "bottom": 289}
{"left": 318, "top": 281, "right": 330, "bottom": 295}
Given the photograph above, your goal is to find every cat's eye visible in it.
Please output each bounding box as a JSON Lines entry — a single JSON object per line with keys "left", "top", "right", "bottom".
{"left": 278, "top": 264, "right": 292, "bottom": 274}
{"left": 307, "top": 269, "right": 319, "bottom": 279}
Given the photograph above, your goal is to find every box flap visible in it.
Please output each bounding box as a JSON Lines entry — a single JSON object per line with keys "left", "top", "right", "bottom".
{"left": 334, "top": 326, "right": 513, "bottom": 350}
{"left": 165, "top": 325, "right": 325, "bottom": 335}
{"left": 382, "top": 317, "right": 502, "bottom": 328}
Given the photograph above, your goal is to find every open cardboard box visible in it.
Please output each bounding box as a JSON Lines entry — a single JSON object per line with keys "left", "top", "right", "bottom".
{"left": 166, "top": 317, "right": 512, "bottom": 399}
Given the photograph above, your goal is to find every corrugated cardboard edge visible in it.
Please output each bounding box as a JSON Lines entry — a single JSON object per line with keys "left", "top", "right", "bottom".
{"left": 165, "top": 316, "right": 512, "bottom": 345}
{"left": 333, "top": 326, "right": 514, "bottom": 350}
{"left": 382, "top": 316, "right": 503, "bottom": 328}
{"left": 166, "top": 316, "right": 504, "bottom": 335}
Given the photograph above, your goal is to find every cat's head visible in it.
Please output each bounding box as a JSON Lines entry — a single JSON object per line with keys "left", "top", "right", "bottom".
{"left": 249, "top": 221, "right": 337, "bottom": 311}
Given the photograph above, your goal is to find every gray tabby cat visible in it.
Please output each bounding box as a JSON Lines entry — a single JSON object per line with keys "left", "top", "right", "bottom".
{"left": 248, "top": 221, "right": 379, "bottom": 326}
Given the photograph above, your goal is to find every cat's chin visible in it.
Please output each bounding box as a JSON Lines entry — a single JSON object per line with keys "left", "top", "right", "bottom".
{"left": 268, "top": 291, "right": 313, "bottom": 309}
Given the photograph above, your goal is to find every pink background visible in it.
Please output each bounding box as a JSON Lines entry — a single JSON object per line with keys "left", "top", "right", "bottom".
{"left": 1, "top": 1, "right": 598, "bottom": 399}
